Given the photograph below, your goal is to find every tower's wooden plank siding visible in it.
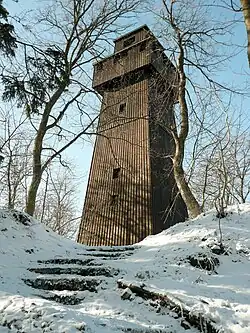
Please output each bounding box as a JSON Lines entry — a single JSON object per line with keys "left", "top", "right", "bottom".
{"left": 93, "top": 43, "right": 151, "bottom": 89}
{"left": 114, "top": 26, "right": 150, "bottom": 52}
{"left": 78, "top": 80, "right": 151, "bottom": 246}
{"left": 77, "top": 26, "right": 187, "bottom": 246}
{"left": 148, "top": 73, "right": 188, "bottom": 233}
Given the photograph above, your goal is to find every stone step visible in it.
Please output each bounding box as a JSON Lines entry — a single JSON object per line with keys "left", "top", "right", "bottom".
{"left": 37, "top": 258, "right": 99, "bottom": 266}
{"left": 76, "top": 251, "right": 134, "bottom": 258}
{"left": 121, "top": 328, "right": 176, "bottom": 333}
{"left": 28, "top": 266, "right": 119, "bottom": 277}
{"left": 23, "top": 277, "right": 101, "bottom": 292}
{"left": 36, "top": 291, "right": 84, "bottom": 305}
{"left": 84, "top": 246, "right": 139, "bottom": 253}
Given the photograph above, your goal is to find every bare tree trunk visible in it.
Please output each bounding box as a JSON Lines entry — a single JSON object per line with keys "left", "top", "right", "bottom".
{"left": 160, "top": 0, "right": 202, "bottom": 218}
{"left": 26, "top": 170, "right": 42, "bottom": 215}
{"left": 171, "top": 16, "right": 201, "bottom": 218}
{"left": 25, "top": 106, "right": 54, "bottom": 214}
{"left": 7, "top": 149, "right": 13, "bottom": 209}
{"left": 173, "top": 72, "right": 201, "bottom": 218}
{"left": 25, "top": 82, "right": 67, "bottom": 216}
{"left": 173, "top": 162, "right": 201, "bottom": 218}
{"left": 26, "top": 126, "right": 44, "bottom": 215}
{"left": 241, "top": 0, "right": 250, "bottom": 66}
{"left": 40, "top": 171, "right": 49, "bottom": 223}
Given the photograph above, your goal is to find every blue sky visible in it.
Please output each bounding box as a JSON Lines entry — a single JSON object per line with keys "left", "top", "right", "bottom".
{"left": 6, "top": 0, "right": 250, "bottom": 210}
{"left": 6, "top": 0, "right": 156, "bottom": 204}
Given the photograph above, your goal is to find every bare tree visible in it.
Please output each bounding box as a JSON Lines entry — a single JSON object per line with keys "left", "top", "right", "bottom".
{"left": 35, "top": 165, "right": 81, "bottom": 239}
{"left": 189, "top": 112, "right": 250, "bottom": 212}
{"left": 228, "top": 134, "right": 250, "bottom": 203}
{"left": 240, "top": 0, "right": 250, "bottom": 66}
{"left": 1, "top": 0, "right": 140, "bottom": 216}
{"left": 147, "top": 0, "right": 244, "bottom": 217}
{"left": 0, "top": 107, "right": 31, "bottom": 209}
{"left": 0, "top": 106, "right": 81, "bottom": 238}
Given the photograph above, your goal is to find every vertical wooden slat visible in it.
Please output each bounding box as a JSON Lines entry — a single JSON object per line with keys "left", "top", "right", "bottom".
{"left": 80, "top": 79, "right": 152, "bottom": 246}
{"left": 136, "top": 82, "right": 142, "bottom": 242}
{"left": 145, "top": 79, "right": 151, "bottom": 237}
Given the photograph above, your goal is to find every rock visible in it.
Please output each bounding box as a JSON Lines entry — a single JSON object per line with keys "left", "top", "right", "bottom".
{"left": 187, "top": 254, "right": 219, "bottom": 271}
{"left": 121, "top": 287, "right": 132, "bottom": 300}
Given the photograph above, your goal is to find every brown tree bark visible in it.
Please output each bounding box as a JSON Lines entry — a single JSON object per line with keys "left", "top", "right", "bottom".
{"left": 25, "top": 86, "right": 66, "bottom": 216}
{"left": 163, "top": 0, "right": 202, "bottom": 218}
{"left": 241, "top": 0, "right": 250, "bottom": 66}
{"left": 172, "top": 45, "right": 202, "bottom": 218}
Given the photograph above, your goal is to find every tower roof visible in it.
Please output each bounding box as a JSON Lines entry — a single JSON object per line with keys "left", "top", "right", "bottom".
{"left": 114, "top": 25, "right": 150, "bottom": 42}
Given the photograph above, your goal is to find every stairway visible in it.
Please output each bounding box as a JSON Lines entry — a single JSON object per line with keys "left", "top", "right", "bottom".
{"left": 23, "top": 246, "right": 138, "bottom": 305}
{"left": 22, "top": 245, "right": 201, "bottom": 332}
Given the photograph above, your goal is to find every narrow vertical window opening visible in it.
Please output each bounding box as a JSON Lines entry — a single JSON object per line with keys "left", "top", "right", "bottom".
{"left": 119, "top": 102, "right": 126, "bottom": 113}
{"left": 113, "top": 167, "right": 121, "bottom": 179}
{"left": 96, "top": 62, "right": 103, "bottom": 71}
{"left": 110, "top": 194, "right": 118, "bottom": 206}
{"left": 139, "top": 41, "right": 146, "bottom": 52}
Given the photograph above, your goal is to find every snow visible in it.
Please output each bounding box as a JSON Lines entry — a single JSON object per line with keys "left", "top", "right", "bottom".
{"left": 0, "top": 205, "right": 250, "bottom": 332}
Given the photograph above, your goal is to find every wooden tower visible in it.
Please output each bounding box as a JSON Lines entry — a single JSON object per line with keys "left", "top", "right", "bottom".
{"left": 77, "top": 25, "right": 187, "bottom": 246}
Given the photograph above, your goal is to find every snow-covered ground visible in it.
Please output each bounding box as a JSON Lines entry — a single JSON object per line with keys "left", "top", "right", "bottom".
{"left": 0, "top": 205, "right": 250, "bottom": 332}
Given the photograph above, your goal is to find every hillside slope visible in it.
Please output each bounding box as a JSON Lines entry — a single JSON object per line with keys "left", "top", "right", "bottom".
{"left": 0, "top": 205, "right": 249, "bottom": 332}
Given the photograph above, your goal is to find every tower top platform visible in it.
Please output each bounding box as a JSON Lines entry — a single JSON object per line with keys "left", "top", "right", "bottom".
{"left": 113, "top": 25, "right": 150, "bottom": 42}
{"left": 92, "top": 25, "right": 175, "bottom": 92}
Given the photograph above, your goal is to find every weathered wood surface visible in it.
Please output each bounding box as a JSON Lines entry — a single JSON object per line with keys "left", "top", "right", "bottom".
{"left": 78, "top": 26, "right": 187, "bottom": 246}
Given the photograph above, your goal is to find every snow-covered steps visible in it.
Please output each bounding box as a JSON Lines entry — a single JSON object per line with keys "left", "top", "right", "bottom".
{"left": 75, "top": 245, "right": 140, "bottom": 259}
{"left": 28, "top": 266, "right": 119, "bottom": 277}
{"left": 121, "top": 329, "right": 184, "bottom": 333}
{"left": 84, "top": 246, "right": 139, "bottom": 252}
{"left": 5, "top": 207, "right": 250, "bottom": 332}
{"left": 35, "top": 290, "right": 86, "bottom": 305}
{"left": 76, "top": 250, "right": 136, "bottom": 259}
{"left": 37, "top": 258, "right": 97, "bottom": 265}
{"left": 23, "top": 249, "right": 126, "bottom": 305}
{"left": 23, "top": 277, "right": 101, "bottom": 292}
